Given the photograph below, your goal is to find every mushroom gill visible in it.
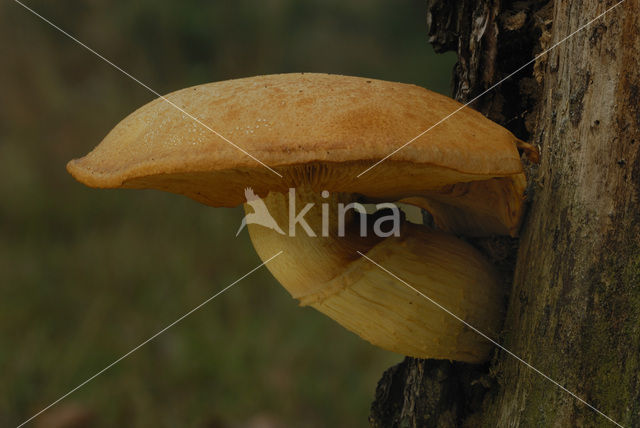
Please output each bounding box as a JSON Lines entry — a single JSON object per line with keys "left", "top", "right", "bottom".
{"left": 245, "top": 185, "right": 503, "bottom": 362}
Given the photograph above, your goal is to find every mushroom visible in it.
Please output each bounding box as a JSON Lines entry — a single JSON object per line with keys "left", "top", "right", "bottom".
{"left": 67, "top": 73, "right": 528, "bottom": 363}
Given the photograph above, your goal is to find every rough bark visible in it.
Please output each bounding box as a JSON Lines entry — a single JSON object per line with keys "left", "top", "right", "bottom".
{"left": 370, "top": 0, "right": 640, "bottom": 426}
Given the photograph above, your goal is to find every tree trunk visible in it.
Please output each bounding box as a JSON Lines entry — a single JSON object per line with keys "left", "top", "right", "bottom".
{"left": 370, "top": 1, "right": 640, "bottom": 427}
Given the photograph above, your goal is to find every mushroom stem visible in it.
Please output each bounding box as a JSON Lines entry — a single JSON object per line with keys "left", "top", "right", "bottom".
{"left": 246, "top": 186, "right": 505, "bottom": 363}
{"left": 245, "top": 187, "right": 380, "bottom": 290}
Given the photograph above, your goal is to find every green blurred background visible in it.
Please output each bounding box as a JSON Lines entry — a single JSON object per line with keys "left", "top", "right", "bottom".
{"left": 1, "top": 1, "right": 455, "bottom": 427}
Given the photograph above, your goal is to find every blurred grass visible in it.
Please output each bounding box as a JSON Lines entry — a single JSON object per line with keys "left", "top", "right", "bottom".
{"left": 1, "top": 1, "right": 456, "bottom": 427}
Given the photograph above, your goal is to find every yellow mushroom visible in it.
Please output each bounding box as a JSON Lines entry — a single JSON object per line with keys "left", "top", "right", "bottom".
{"left": 67, "top": 73, "right": 527, "bottom": 363}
